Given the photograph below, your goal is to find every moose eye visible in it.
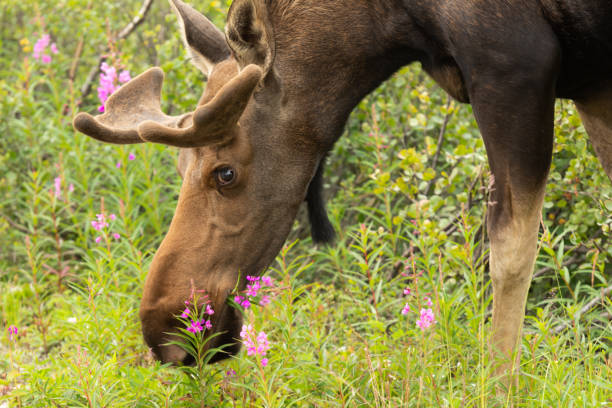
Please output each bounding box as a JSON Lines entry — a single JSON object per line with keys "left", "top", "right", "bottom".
{"left": 214, "top": 166, "right": 236, "bottom": 186}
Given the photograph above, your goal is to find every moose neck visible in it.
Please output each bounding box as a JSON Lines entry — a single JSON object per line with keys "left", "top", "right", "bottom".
{"left": 269, "top": 0, "right": 433, "bottom": 151}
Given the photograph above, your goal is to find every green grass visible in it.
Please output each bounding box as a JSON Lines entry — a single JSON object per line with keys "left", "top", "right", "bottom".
{"left": 1, "top": 0, "right": 611, "bottom": 406}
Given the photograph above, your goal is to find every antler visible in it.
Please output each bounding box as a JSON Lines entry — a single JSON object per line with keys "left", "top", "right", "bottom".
{"left": 73, "top": 64, "right": 263, "bottom": 147}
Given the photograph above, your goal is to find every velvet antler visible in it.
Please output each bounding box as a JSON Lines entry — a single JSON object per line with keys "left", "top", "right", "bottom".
{"left": 73, "top": 64, "right": 262, "bottom": 147}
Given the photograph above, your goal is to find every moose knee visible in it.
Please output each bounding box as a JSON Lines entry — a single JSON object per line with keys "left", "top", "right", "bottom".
{"left": 488, "top": 215, "right": 541, "bottom": 286}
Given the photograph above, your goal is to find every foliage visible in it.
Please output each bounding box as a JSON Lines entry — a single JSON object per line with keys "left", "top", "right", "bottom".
{"left": 1, "top": 0, "right": 610, "bottom": 407}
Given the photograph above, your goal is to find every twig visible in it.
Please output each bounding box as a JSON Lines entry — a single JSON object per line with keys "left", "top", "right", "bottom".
{"left": 552, "top": 283, "right": 612, "bottom": 334}
{"left": 79, "top": 0, "right": 154, "bottom": 100}
{"left": 2, "top": 215, "right": 29, "bottom": 234}
{"left": 425, "top": 98, "right": 453, "bottom": 195}
{"left": 532, "top": 251, "right": 583, "bottom": 279}
{"left": 442, "top": 165, "right": 485, "bottom": 237}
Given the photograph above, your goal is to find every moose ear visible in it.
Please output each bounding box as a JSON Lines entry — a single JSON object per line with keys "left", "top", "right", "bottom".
{"left": 169, "top": 0, "right": 231, "bottom": 76}
{"left": 225, "top": 0, "right": 275, "bottom": 73}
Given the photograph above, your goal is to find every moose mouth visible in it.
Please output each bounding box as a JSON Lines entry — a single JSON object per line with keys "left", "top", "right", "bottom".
{"left": 146, "top": 295, "right": 244, "bottom": 366}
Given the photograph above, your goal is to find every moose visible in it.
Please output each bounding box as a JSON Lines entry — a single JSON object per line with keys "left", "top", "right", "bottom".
{"left": 73, "top": 0, "right": 612, "bottom": 386}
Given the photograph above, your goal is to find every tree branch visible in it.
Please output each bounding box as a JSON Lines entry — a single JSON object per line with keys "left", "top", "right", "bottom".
{"left": 552, "top": 283, "right": 612, "bottom": 334}
{"left": 79, "top": 0, "right": 154, "bottom": 100}
{"left": 425, "top": 98, "right": 453, "bottom": 195}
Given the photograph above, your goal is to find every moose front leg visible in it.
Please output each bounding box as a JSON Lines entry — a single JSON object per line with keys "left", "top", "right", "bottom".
{"left": 467, "top": 50, "right": 558, "bottom": 389}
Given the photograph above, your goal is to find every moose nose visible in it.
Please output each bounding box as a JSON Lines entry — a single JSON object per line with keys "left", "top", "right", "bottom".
{"left": 140, "top": 294, "right": 244, "bottom": 365}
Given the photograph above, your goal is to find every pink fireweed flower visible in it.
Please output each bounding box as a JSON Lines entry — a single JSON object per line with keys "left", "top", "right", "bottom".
{"left": 112, "top": 233, "right": 120, "bottom": 240}
{"left": 33, "top": 34, "right": 50, "bottom": 58}
{"left": 97, "top": 62, "right": 131, "bottom": 112}
{"left": 33, "top": 34, "right": 56, "bottom": 63}
{"left": 128, "top": 153, "right": 136, "bottom": 161}
{"left": 68, "top": 184, "right": 74, "bottom": 193}
{"left": 256, "top": 331, "right": 269, "bottom": 355}
{"left": 54, "top": 177, "right": 62, "bottom": 198}
{"left": 95, "top": 236, "right": 102, "bottom": 244}
{"left": 240, "top": 325, "right": 271, "bottom": 365}
{"left": 187, "top": 319, "right": 204, "bottom": 333}
{"left": 205, "top": 304, "right": 214, "bottom": 315}
{"left": 109, "top": 214, "right": 116, "bottom": 221}
{"left": 424, "top": 296, "right": 433, "bottom": 307}
{"left": 204, "top": 320, "right": 212, "bottom": 330}
{"left": 246, "top": 275, "right": 260, "bottom": 282}
{"left": 246, "top": 282, "right": 260, "bottom": 297}
{"left": 401, "top": 303, "right": 410, "bottom": 315}
{"left": 259, "top": 295, "right": 271, "bottom": 306}
{"left": 403, "top": 287, "right": 411, "bottom": 296}
{"left": 261, "top": 276, "right": 273, "bottom": 286}
{"left": 234, "top": 295, "right": 251, "bottom": 309}
{"left": 91, "top": 213, "right": 108, "bottom": 231}
{"left": 226, "top": 368, "right": 236, "bottom": 377}
{"left": 180, "top": 307, "right": 190, "bottom": 318}
{"left": 7, "top": 325, "right": 18, "bottom": 341}
{"left": 116, "top": 162, "right": 121, "bottom": 169}
{"left": 416, "top": 308, "right": 435, "bottom": 330}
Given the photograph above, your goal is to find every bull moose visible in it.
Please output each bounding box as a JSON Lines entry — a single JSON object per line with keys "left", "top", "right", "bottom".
{"left": 73, "top": 0, "right": 612, "bottom": 387}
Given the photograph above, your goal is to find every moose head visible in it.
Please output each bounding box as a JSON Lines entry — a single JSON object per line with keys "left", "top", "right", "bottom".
{"left": 73, "top": 0, "right": 345, "bottom": 364}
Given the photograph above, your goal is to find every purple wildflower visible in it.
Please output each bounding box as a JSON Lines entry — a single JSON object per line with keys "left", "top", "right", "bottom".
{"left": 119, "top": 71, "right": 131, "bottom": 83}
{"left": 187, "top": 319, "right": 204, "bottom": 333}
{"left": 91, "top": 213, "right": 108, "bottom": 231}
{"left": 180, "top": 308, "right": 190, "bottom": 318}
{"left": 234, "top": 295, "right": 251, "bottom": 309}
{"left": 33, "top": 34, "right": 56, "bottom": 63}
{"left": 112, "top": 233, "right": 120, "bottom": 240}
{"left": 403, "top": 287, "right": 411, "bottom": 296}
{"left": 259, "top": 295, "right": 271, "bottom": 306}
{"left": 116, "top": 162, "right": 121, "bottom": 169}
{"left": 226, "top": 368, "right": 236, "bottom": 377}
{"left": 256, "top": 331, "right": 269, "bottom": 355}
{"left": 416, "top": 308, "right": 435, "bottom": 330}
{"left": 240, "top": 325, "right": 270, "bottom": 364}
{"left": 97, "top": 62, "right": 131, "bottom": 113}
{"left": 246, "top": 282, "right": 260, "bottom": 297}
{"left": 54, "top": 177, "right": 62, "bottom": 198}
{"left": 7, "top": 325, "right": 18, "bottom": 341}
{"left": 261, "top": 276, "right": 273, "bottom": 286}
{"left": 128, "top": 153, "right": 136, "bottom": 161}
{"left": 204, "top": 320, "right": 212, "bottom": 330}
{"left": 401, "top": 303, "right": 410, "bottom": 315}
{"left": 205, "top": 304, "right": 214, "bottom": 315}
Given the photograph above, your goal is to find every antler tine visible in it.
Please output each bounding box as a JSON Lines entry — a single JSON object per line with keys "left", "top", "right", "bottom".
{"left": 138, "top": 64, "right": 263, "bottom": 147}
{"left": 73, "top": 68, "right": 188, "bottom": 145}
{"left": 73, "top": 64, "right": 262, "bottom": 148}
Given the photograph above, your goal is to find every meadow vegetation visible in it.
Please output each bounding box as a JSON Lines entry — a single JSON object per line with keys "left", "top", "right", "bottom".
{"left": 1, "top": 0, "right": 610, "bottom": 406}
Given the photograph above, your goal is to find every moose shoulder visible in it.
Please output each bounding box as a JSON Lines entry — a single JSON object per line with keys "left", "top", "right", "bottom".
{"left": 73, "top": 0, "right": 612, "bottom": 386}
